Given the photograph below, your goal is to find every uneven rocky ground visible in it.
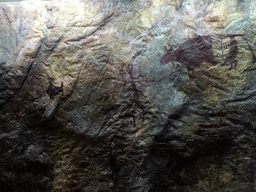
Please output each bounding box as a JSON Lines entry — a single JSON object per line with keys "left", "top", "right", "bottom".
{"left": 1, "top": 0, "right": 256, "bottom": 191}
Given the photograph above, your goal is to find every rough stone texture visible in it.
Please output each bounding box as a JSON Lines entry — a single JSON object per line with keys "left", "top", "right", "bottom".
{"left": 0, "top": 0, "right": 256, "bottom": 191}
{"left": 0, "top": 127, "right": 50, "bottom": 191}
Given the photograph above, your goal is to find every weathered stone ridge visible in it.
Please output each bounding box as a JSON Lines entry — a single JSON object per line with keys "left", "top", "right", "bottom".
{"left": 1, "top": 0, "right": 256, "bottom": 191}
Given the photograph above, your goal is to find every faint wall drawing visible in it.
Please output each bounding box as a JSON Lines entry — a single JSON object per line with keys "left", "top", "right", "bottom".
{"left": 160, "top": 34, "right": 256, "bottom": 76}
{"left": 118, "top": 63, "right": 154, "bottom": 127}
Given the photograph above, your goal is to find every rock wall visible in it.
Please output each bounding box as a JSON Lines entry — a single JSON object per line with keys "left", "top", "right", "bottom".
{"left": 1, "top": 0, "right": 256, "bottom": 191}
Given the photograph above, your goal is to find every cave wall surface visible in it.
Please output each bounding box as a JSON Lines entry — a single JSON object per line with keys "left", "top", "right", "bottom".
{"left": 1, "top": 0, "right": 256, "bottom": 191}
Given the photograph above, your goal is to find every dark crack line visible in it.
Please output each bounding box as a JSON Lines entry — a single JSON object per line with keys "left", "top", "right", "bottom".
{"left": 43, "top": 35, "right": 63, "bottom": 51}
{"left": 50, "top": 36, "right": 63, "bottom": 51}
{"left": 58, "top": 58, "right": 86, "bottom": 107}
{"left": 55, "top": 14, "right": 118, "bottom": 107}
{"left": 224, "top": 93, "right": 256, "bottom": 104}
{"left": 130, "top": 50, "right": 144, "bottom": 64}
{"left": 0, "top": 37, "right": 46, "bottom": 110}
{"left": 3, "top": 8, "right": 11, "bottom": 24}
{"left": 74, "top": 13, "right": 116, "bottom": 42}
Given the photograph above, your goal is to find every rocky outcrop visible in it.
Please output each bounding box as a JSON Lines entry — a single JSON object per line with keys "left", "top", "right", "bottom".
{"left": 1, "top": 0, "right": 256, "bottom": 191}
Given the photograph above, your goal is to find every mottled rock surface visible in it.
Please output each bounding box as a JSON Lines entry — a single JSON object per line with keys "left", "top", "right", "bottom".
{"left": 1, "top": 0, "right": 256, "bottom": 191}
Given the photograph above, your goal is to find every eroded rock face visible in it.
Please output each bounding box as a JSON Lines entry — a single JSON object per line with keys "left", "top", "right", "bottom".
{"left": 0, "top": 127, "right": 50, "bottom": 191}
{"left": 1, "top": 0, "right": 256, "bottom": 191}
